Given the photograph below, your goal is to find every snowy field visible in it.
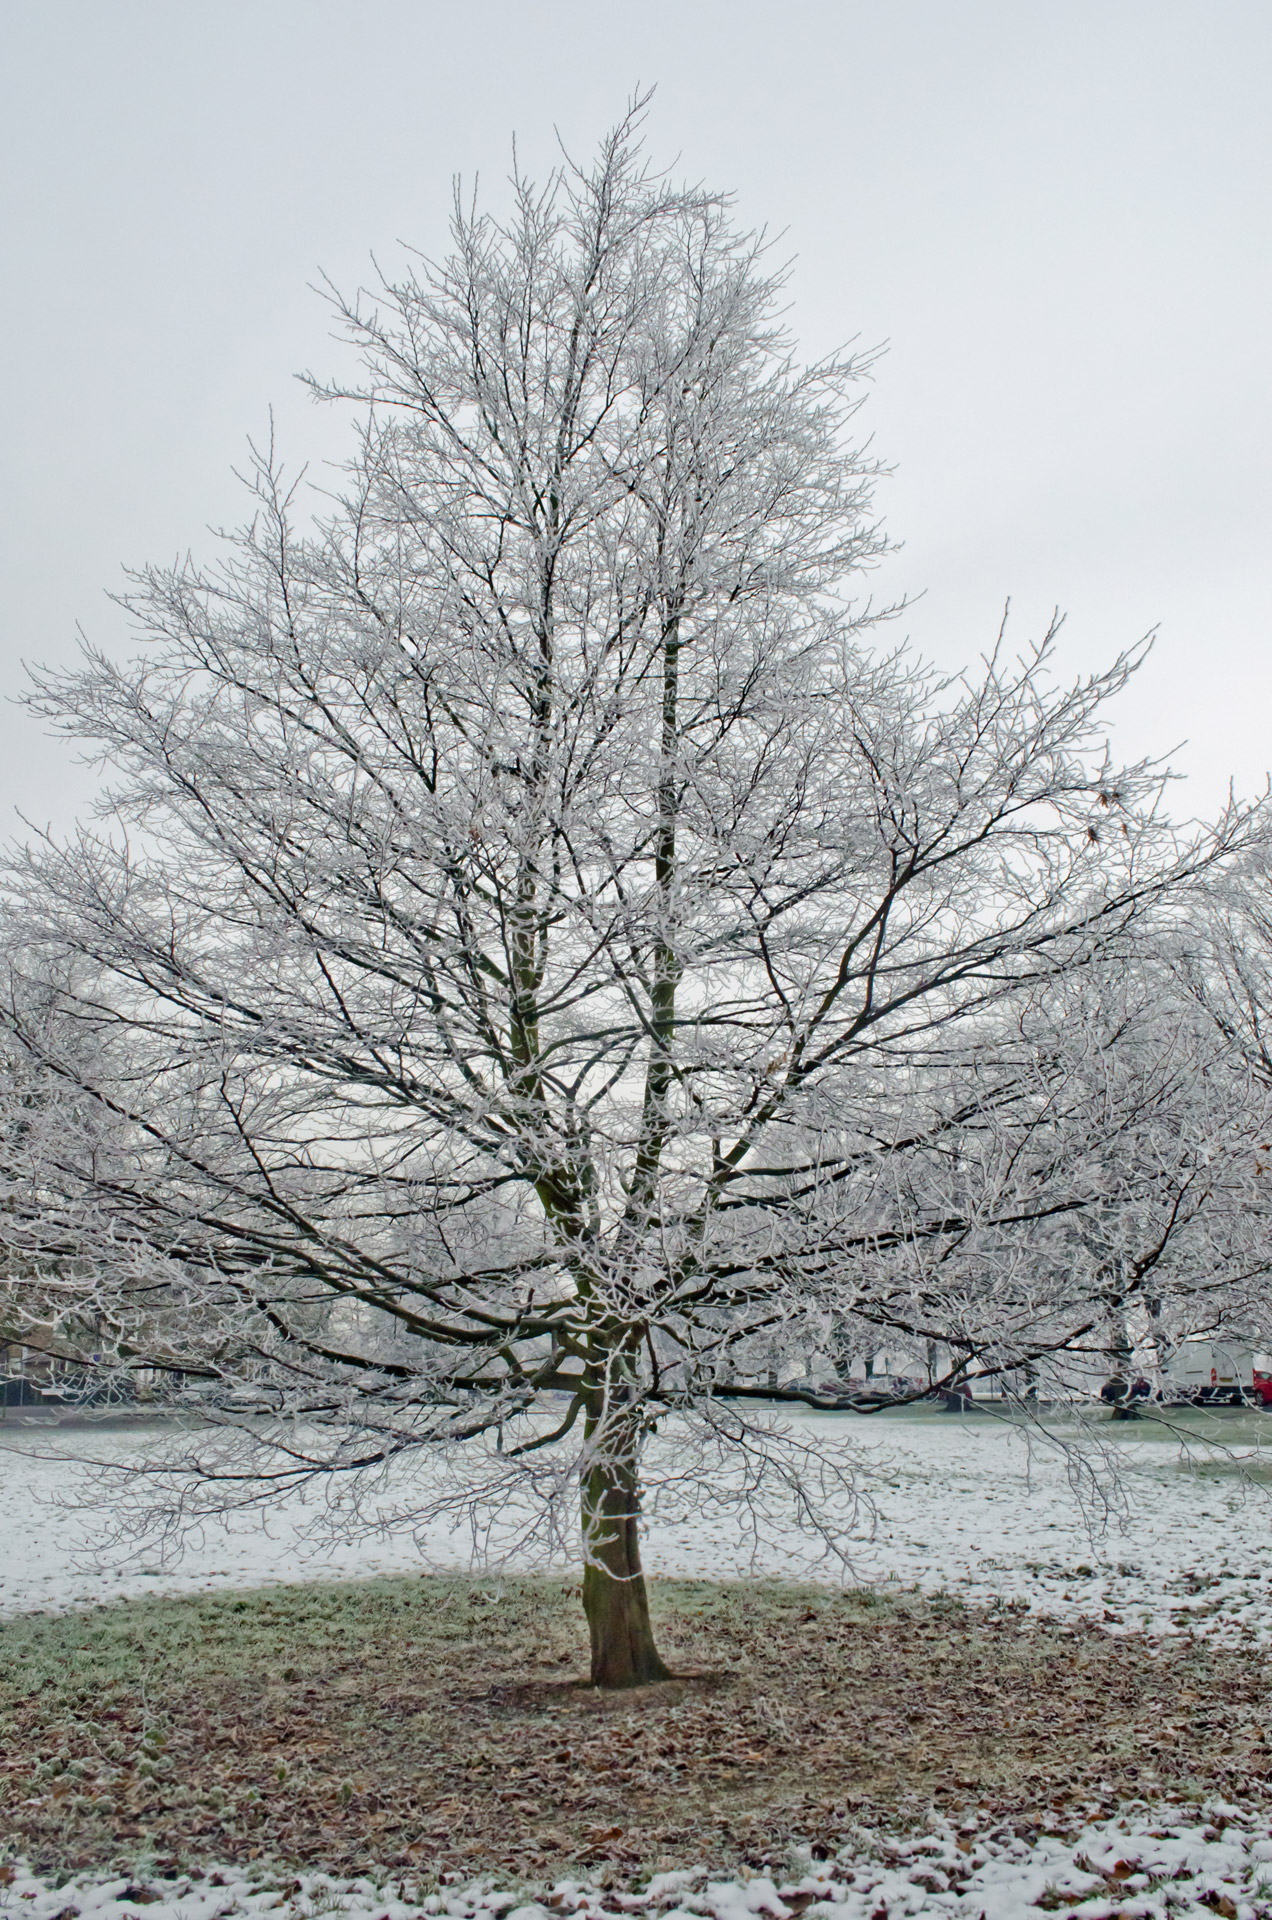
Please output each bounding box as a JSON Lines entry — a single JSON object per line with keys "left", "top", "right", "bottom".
{"left": 3, "top": 1402, "right": 1272, "bottom": 1639}
{"left": 7, "top": 1805, "right": 1272, "bottom": 1920}
{"left": 7, "top": 1406, "right": 1272, "bottom": 1916}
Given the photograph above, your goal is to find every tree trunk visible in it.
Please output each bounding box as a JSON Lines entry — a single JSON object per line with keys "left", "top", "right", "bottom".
{"left": 580, "top": 1433, "right": 671, "bottom": 1688}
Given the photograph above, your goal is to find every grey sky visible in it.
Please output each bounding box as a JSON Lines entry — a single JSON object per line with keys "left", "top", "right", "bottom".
{"left": 3, "top": 0, "right": 1268, "bottom": 831}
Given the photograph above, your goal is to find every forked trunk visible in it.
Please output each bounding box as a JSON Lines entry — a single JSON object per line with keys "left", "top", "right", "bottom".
{"left": 580, "top": 1432, "right": 671, "bottom": 1688}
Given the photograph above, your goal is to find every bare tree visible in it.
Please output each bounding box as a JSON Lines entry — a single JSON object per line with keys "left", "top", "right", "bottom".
{"left": 0, "top": 109, "right": 1254, "bottom": 1684}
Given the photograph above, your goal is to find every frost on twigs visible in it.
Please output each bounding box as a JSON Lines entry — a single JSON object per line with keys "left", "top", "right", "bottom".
{"left": 0, "top": 101, "right": 1269, "bottom": 1677}
{"left": 47, "top": 1395, "right": 877, "bottom": 1601}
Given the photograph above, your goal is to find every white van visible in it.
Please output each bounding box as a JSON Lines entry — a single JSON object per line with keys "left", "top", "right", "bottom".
{"left": 1162, "top": 1340, "right": 1255, "bottom": 1405}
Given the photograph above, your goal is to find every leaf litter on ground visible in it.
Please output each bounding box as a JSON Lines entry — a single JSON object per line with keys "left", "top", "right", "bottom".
{"left": 2, "top": 1575, "right": 1270, "bottom": 1891}
{"left": 5, "top": 1802, "right": 1272, "bottom": 1919}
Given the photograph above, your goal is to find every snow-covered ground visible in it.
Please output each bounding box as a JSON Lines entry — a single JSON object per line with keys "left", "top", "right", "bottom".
{"left": 6, "top": 1804, "right": 1272, "bottom": 1920}
{"left": 6, "top": 1407, "right": 1272, "bottom": 1913}
{"left": 3, "top": 1403, "right": 1272, "bottom": 1640}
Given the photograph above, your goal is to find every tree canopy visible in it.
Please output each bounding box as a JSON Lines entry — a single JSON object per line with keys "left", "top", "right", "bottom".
{"left": 1, "top": 109, "right": 1263, "bottom": 1684}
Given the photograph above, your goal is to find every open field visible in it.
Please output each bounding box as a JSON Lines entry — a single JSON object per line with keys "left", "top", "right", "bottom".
{"left": 4, "top": 1406, "right": 1272, "bottom": 1639}
{"left": 6, "top": 1408, "right": 1272, "bottom": 1914}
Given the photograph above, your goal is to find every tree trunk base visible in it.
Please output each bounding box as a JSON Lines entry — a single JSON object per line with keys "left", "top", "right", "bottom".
{"left": 581, "top": 1438, "right": 672, "bottom": 1688}
{"left": 583, "top": 1561, "right": 672, "bottom": 1687}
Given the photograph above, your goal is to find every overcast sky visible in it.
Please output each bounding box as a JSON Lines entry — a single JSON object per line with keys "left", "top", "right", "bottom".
{"left": 3, "top": 0, "right": 1268, "bottom": 832}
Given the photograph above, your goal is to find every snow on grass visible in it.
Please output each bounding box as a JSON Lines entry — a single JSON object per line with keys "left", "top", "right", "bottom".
{"left": 5, "top": 1804, "right": 1272, "bottom": 1920}
{"left": 5, "top": 1411, "right": 1272, "bottom": 1911}
{"left": 4, "top": 1405, "right": 1271, "bottom": 1641}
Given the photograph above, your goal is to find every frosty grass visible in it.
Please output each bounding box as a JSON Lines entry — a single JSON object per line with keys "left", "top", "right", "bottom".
{"left": 5, "top": 1407, "right": 1272, "bottom": 1913}
{"left": 6, "top": 1806, "right": 1272, "bottom": 1920}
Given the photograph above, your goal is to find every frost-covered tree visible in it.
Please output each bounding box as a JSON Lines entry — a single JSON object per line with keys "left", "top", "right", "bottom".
{"left": 862, "top": 962, "right": 1272, "bottom": 1390}
{"left": 1180, "top": 844, "right": 1272, "bottom": 1094}
{"left": 0, "top": 110, "right": 1255, "bottom": 1684}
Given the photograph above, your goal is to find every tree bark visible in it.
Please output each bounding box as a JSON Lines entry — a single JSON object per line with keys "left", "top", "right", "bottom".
{"left": 580, "top": 1431, "right": 671, "bottom": 1688}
